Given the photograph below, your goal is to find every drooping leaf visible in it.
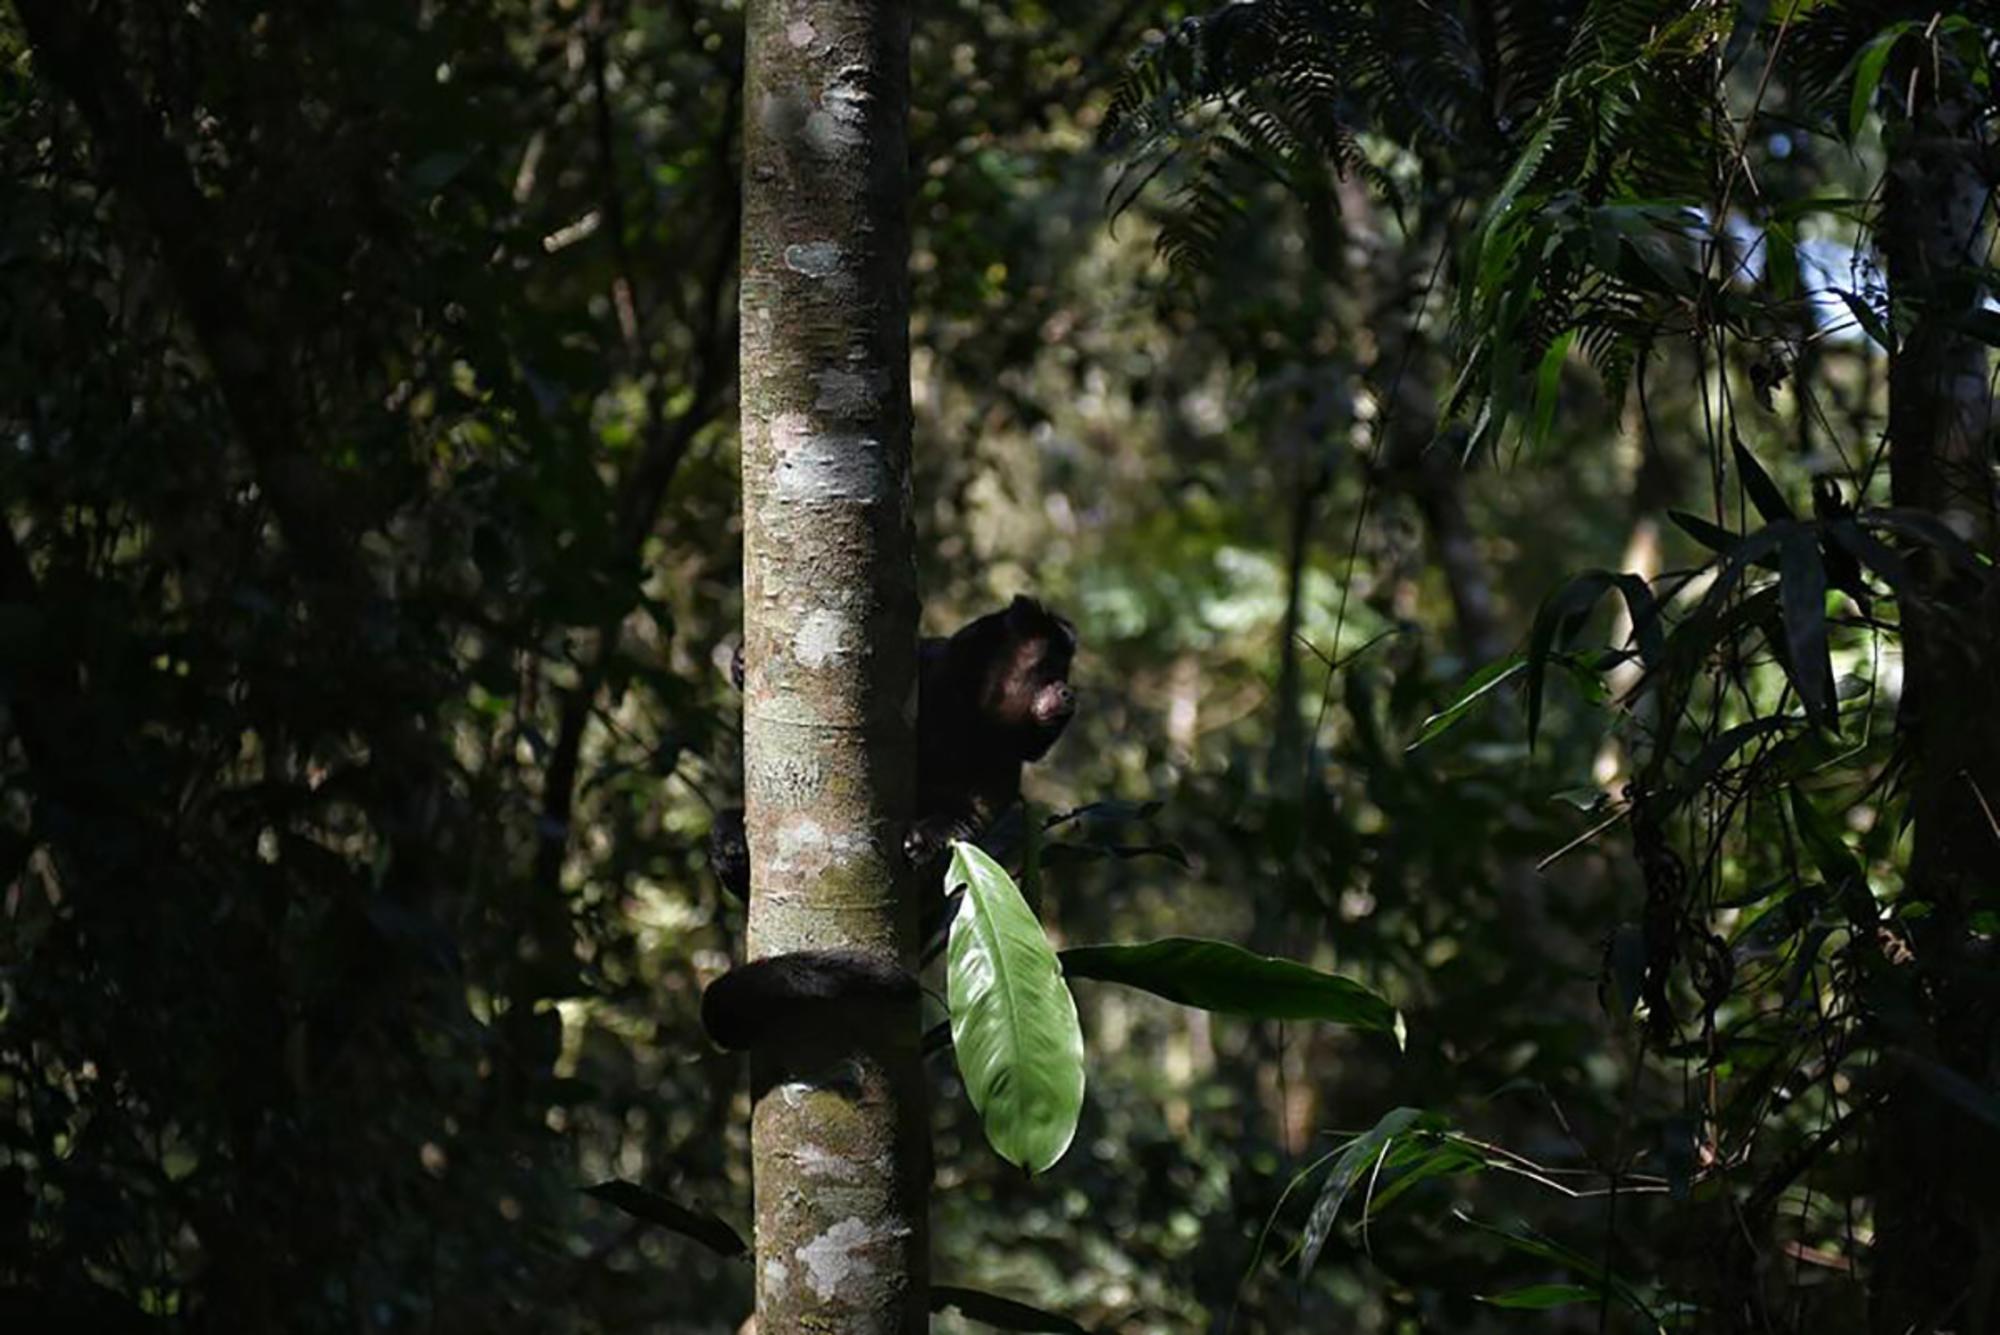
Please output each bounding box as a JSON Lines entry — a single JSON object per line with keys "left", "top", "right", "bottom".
{"left": 1731, "top": 433, "right": 1795, "bottom": 524}
{"left": 1825, "top": 516, "right": 1908, "bottom": 593}
{"left": 1848, "top": 22, "right": 1916, "bottom": 140}
{"left": 1833, "top": 289, "right": 1894, "bottom": 353}
{"left": 947, "top": 842, "right": 1085, "bottom": 1176}
{"left": 1723, "top": 0, "right": 1772, "bottom": 74}
{"left": 1604, "top": 923, "right": 1646, "bottom": 1021}
{"left": 1526, "top": 571, "right": 1615, "bottom": 750}
{"left": 1523, "top": 569, "right": 1663, "bottom": 748}
{"left": 1788, "top": 789, "right": 1876, "bottom": 926}
{"left": 1298, "top": 1107, "right": 1429, "bottom": 1279}
{"left": 1060, "top": 937, "right": 1402, "bottom": 1041}
{"left": 1528, "top": 329, "right": 1577, "bottom": 452}
{"left": 1670, "top": 509, "right": 1761, "bottom": 564}
{"left": 1893, "top": 1050, "right": 2000, "bottom": 1134}
{"left": 930, "top": 1285, "right": 1091, "bottom": 1334}
{"left": 1776, "top": 529, "right": 1836, "bottom": 728}
{"left": 1359, "top": 1135, "right": 1488, "bottom": 1217}
{"left": 582, "top": 1181, "right": 746, "bottom": 1258}
{"left": 1667, "top": 717, "right": 1792, "bottom": 812}
{"left": 1866, "top": 508, "right": 1989, "bottom": 575}
{"left": 1454, "top": 1212, "right": 1661, "bottom": 1327}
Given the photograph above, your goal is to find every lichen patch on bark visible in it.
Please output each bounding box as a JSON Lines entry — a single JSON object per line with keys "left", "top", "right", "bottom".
{"left": 793, "top": 607, "right": 851, "bottom": 668}
{"left": 812, "top": 366, "right": 884, "bottom": 416}
{"left": 797, "top": 1216, "right": 892, "bottom": 1301}
{"left": 774, "top": 431, "right": 890, "bottom": 504}
{"left": 783, "top": 240, "right": 842, "bottom": 276}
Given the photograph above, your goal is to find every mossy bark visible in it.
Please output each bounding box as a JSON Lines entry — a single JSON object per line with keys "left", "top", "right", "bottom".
{"left": 736, "top": 0, "right": 927, "bottom": 1329}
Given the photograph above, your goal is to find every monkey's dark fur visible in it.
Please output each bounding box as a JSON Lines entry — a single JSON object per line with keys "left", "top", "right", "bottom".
{"left": 702, "top": 596, "right": 1077, "bottom": 1051}
{"left": 906, "top": 595, "right": 1078, "bottom": 865}
{"left": 700, "top": 950, "right": 919, "bottom": 1051}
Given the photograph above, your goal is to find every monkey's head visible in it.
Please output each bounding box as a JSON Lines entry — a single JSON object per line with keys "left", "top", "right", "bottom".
{"left": 950, "top": 595, "right": 1077, "bottom": 761}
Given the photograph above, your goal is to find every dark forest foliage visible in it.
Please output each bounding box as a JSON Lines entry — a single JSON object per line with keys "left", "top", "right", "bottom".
{"left": 3, "top": 1, "right": 1997, "bottom": 1332}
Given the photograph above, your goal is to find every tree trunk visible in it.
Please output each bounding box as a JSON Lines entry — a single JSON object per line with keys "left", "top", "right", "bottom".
{"left": 1870, "top": 68, "right": 2000, "bottom": 1335}
{"left": 735, "top": 0, "right": 927, "bottom": 1328}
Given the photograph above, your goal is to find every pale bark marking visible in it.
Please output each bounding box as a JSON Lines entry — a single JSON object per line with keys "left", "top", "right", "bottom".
{"left": 798, "top": 1216, "right": 895, "bottom": 1301}
{"left": 783, "top": 240, "right": 842, "bottom": 276}
{"left": 793, "top": 607, "right": 851, "bottom": 668}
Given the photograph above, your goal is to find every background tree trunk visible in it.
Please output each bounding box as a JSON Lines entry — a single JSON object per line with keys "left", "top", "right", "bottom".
{"left": 1871, "top": 66, "right": 2000, "bottom": 1335}
{"left": 736, "top": 0, "right": 927, "bottom": 1328}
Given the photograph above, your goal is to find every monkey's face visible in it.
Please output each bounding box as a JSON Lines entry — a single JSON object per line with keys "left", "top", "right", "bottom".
{"left": 974, "top": 596, "right": 1076, "bottom": 762}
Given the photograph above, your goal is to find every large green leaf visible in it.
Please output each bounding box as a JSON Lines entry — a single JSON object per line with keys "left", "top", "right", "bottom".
{"left": 1059, "top": 937, "right": 1402, "bottom": 1042}
{"left": 946, "top": 842, "right": 1085, "bottom": 1176}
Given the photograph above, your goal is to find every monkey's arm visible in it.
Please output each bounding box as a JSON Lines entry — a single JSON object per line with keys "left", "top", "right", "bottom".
{"left": 708, "top": 807, "right": 749, "bottom": 901}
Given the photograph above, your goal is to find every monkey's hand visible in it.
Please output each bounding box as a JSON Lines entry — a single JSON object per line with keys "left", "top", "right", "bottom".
{"left": 699, "top": 949, "right": 919, "bottom": 1051}
{"left": 708, "top": 807, "right": 749, "bottom": 902}
{"left": 902, "top": 811, "right": 983, "bottom": 873}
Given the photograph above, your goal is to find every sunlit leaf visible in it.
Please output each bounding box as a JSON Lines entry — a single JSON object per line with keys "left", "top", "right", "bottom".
{"left": 947, "top": 843, "right": 1085, "bottom": 1176}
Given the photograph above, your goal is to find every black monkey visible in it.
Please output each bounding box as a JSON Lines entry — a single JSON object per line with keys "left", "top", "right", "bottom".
{"left": 906, "top": 594, "right": 1078, "bottom": 866}
{"left": 702, "top": 596, "right": 1077, "bottom": 1051}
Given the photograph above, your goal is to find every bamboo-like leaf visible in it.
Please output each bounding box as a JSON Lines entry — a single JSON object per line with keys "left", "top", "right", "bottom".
{"left": 930, "top": 1285, "right": 1091, "bottom": 1334}
{"left": 1866, "top": 508, "right": 1989, "bottom": 574}
{"left": 1455, "top": 1213, "right": 1663, "bottom": 1329}
{"left": 1833, "top": 289, "right": 1894, "bottom": 353}
{"left": 947, "top": 842, "right": 1085, "bottom": 1176}
{"left": 1528, "top": 328, "right": 1577, "bottom": 452}
{"left": 1765, "top": 221, "right": 1799, "bottom": 300}
{"left": 1526, "top": 571, "right": 1614, "bottom": 749}
{"left": 1669, "top": 509, "right": 1759, "bottom": 564}
{"left": 1524, "top": 568, "right": 1658, "bottom": 749}
{"left": 1407, "top": 655, "right": 1525, "bottom": 751}
{"left": 1298, "top": 1107, "right": 1427, "bottom": 1278}
{"left": 1826, "top": 516, "right": 1908, "bottom": 592}
{"left": 1731, "top": 433, "right": 1795, "bottom": 524}
{"left": 582, "top": 1181, "right": 746, "bottom": 1257}
{"left": 1893, "top": 1049, "right": 2000, "bottom": 1134}
{"left": 1667, "top": 717, "right": 1791, "bottom": 812}
{"left": 1060, "top": 937, "right": 1402, "bottom": 1040}
{"left": 1479, "top": 1284, "right": 1602, "bottom": 1310}
{"left": 1776, "top": 529, "right": 1835, "bottom": 728}
{"left": 1848, "top": 22, "right": 1915, "bottom": 140}
{"left": 1788, "top": 788, "right": 1876, "bottom": 926}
